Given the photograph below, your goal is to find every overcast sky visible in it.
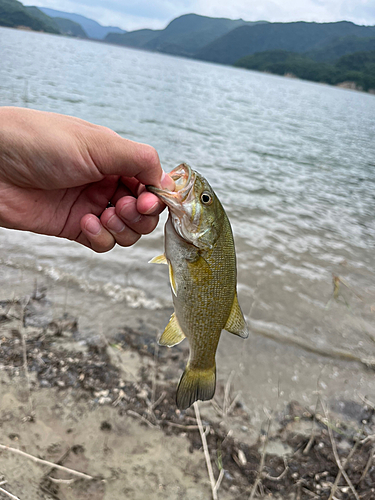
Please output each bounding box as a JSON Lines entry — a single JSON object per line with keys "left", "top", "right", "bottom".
{"left": 24, "top": 0, "right": 375, "bottom": 31}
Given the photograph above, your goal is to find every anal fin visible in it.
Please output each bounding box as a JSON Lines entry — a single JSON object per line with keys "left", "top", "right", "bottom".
{"left": 149, "top": 254, "right": 168, "bottom": 265}
{"left": 225, "top": 292, "right": 249, "bottom": 339}
{"left": 158, "top": 312, "right": 185, "bottom": 347}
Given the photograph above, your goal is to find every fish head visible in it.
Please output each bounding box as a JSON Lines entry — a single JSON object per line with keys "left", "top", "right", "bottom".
{"left": 148, "top": 163, "right": 224, "bottom": 250}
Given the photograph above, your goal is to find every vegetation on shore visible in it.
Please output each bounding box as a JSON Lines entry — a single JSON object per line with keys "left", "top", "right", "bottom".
{"left": 235, "top": 49, "right": 375, "bottom": 92}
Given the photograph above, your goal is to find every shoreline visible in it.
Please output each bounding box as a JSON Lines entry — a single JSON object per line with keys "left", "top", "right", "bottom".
{"left": 1, "top": 287, "right": 375, "bottom": 499}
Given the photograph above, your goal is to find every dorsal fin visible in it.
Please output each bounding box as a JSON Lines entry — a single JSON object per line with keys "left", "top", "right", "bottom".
{"left": 225, "top": 293, "right": 249, "bottom": 339}
{"left": 158, "top": 313, "right": 185, "bottom": 347}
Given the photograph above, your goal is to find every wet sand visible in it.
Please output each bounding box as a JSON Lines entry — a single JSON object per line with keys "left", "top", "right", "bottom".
{"left": 1, "top": 287, "right": 375, "bottom": 500}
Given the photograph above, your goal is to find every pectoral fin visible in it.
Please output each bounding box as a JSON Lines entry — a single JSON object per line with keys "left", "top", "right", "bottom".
{"left": 148, "top": 254, "right": 168, "bottom": 264}
{"left": 225, "top": 293, "right": 249, "bottom": 339}
{"left": 169, "top": 262, "right": 178, "bottom": 296}
{"left": 158, "top": 313, "right": 185, "bottom": 347}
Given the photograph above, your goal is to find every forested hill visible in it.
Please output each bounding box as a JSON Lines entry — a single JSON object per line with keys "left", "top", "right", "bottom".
{"left": 195, "top": 21, "right": 375, "bottom": 65}
{"left": 105, "top": 14, "right": 266, "bottom": 56}
{"left": 24, "top": 5, "right": 88, "bottom": 37}
{"left": 0, "top": 0, "right": 59, "bottom": 33}
{"left": 0, "top": 0, "right": 122, "bottom": 39}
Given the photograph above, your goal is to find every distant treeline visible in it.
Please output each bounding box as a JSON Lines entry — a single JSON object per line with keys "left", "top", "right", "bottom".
{"left": 235, "top": 50, "right": 375, "bottom": 91}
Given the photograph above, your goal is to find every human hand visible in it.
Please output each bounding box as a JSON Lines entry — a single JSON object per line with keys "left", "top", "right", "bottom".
{"left": 0, "top": 107, "right": 174, "bottom": 252}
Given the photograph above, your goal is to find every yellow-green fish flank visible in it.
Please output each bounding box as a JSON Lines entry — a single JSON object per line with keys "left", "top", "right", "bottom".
{"left": 148, "top": 163, "right": 248, "bottom": 410}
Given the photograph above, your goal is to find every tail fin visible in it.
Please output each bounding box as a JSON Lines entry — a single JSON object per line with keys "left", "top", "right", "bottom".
{"left": 176, "top": 364, "right": 216, "bottom": 410}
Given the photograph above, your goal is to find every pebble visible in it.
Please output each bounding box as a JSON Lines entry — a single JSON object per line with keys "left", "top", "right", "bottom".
{"left": 98, "top": 396, "right": 112, "bottom": 405}
{"left": 238, "top": 449, "right": 247, "bottom": 466}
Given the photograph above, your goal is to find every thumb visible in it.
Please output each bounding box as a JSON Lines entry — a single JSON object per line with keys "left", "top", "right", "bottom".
{"left": 86, "top": 127, "right": 164, "bottom": 188}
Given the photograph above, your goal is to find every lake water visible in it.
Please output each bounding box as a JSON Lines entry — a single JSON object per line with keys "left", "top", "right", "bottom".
{"left": 1, "top": 27, "right": 375, "bottom": 418}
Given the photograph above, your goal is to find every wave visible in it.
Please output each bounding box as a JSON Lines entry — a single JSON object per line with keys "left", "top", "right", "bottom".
{"left": 0, "top": 256, "right": 167, "bottom": 310}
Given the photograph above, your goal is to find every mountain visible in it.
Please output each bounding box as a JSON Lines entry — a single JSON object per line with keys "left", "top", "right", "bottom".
{"left": 106, "top": 13, "right": 265, "bottom": 57}
{"left": 106, "top": 28, "right": 160, "bottom": 48}
{"left": 52, "top": 17, "right": 88, "bottom": 38}
{"left": 0, "top": 0, "right": 58, "bottom": 32}
{"left": 25, "top": 5, "right": 87, "bottom": 37}
{"left": 24, "top": 5, "right": 57, "bottom": 29}
{"left": 39, "top": 7, "right": 125, "bottom": 39}
{"left": 195, "top": 21, "right": 375, "bottom": 65}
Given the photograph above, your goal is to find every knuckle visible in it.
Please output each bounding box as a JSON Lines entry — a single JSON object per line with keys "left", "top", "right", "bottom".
{"left": 136, "top": 145, "right": 160, "bottom": 170}
{"left": 89, "top": 233, "right": 116, "bottom": 253}
{"left": 118, "top": 233, "right": 141, "bottom": 247}
{"left": 101, "top": 125, "right": 118, "bottom": 137}
{"left": 93, "top": 241, "right": 115, "bottom": 253}
{"left": 140, "top": 217, "right": 158, "bottom": 235}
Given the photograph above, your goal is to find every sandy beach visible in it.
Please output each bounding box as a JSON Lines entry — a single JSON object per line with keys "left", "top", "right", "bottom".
{"left": 1, "top": 281, "right": 375, "bottom": 500}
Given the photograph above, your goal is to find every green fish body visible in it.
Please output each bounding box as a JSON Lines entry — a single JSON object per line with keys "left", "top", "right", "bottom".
{"left": 148, "top": 164, "right": 248, "bottom": 409}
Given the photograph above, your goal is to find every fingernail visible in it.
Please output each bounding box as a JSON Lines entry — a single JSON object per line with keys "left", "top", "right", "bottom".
{"left": 85, "top": 217, "right": 101, "bottom": 236}
{"left": 144, "top": 201, "right": 159, "bottom": 215}
{"left": 161, "top": 171, "right": 175, "bottom": 190}
{"left": 107, "top": 215, "right": 126, "bottom": 233}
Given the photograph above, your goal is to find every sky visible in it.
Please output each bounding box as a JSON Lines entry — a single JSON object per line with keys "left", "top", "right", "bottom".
{"left": 23, "top": 0, "right": 375, "bottom": 31}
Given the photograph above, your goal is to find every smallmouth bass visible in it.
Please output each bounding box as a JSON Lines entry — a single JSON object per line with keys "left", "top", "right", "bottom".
{"left": 148, "top": 163, "right": 248, "bottom": 410}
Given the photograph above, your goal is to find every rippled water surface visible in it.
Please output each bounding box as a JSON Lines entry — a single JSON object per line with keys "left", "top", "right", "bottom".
{"left": 1, "top": 27, "right": 375, "bottom": 413}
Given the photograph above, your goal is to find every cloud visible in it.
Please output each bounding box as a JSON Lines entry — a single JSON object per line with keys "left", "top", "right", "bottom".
{"left": 23, "top": 0, "right": 375, "bottom": 31}
{"left": 25, "top": 0, "right": 191, "bottom": 30}
{"left": 189, "top": 0, "right": 375, "bottom": 25}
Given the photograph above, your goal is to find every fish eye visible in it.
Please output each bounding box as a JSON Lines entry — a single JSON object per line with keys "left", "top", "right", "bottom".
{"left": 200, "top": 192, "right": 213, "bottom": 205}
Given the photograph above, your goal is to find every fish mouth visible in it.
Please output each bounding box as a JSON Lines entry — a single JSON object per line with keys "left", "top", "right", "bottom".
{"left": 147, "top": 163, "right": 196, "bottom": 212}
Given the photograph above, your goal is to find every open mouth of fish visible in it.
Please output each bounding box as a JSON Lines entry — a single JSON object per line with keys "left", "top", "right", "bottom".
{"left": 147, "top": 163, "right": 196, "bottom": 214}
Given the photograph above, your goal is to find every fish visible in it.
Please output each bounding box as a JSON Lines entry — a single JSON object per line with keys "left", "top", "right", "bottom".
{"left": 148, "top": 163, "right": 248, "bottom": 410}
